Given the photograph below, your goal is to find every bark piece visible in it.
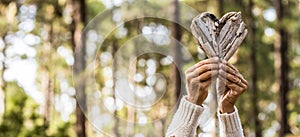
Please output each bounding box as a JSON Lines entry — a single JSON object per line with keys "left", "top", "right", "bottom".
{"left": 191, "top": 11, "right": 248, "bottom": 106}
{"left": 190, "top": 11, "right": 247, "bottom": 61}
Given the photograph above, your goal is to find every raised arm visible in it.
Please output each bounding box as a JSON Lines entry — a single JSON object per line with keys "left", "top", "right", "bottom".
{"left": 166, "top": 57, "right": 219, "bottom": 137}
{"left": 217, "top": 60, "right": 248, "bottom": 137}
{"left": 166, "top": 59, "right": 248, "bottom": 137}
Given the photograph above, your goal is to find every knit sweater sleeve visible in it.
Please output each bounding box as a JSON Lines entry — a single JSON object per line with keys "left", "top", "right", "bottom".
{"left": 218, "top": 106, "right": 244, "bottom": 137}
{"left": 165, "top": 96, "right": 204, "bottom": 137}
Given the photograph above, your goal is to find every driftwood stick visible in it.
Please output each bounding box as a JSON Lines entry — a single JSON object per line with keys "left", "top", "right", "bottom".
{"left": 223, "top": 22, "right": 247, "bottom": 59}
{"left": 199, "top": 40, "right": 216, "bottom": 57}
{"left": 191, "top": 11, "right": 247, "bottom": 60}
{"left": 191, "top": 22, "right": 206, "bottom": 43}
{"left": 224, "top": 29, "right": 248, "bottom": 60}
{"left": 191, "top": 11, "right": 248, "bottom": 107}
{"left": 219, "top": 20, "right": 232, "bottom": 41}
{"left": 220, "top": 21, "right": 241, "bottom": 52}
{"left": 208, "top": 19, "right": 219, "bottom": 57}
{"left": 195, "top": 18, "right": 212, "bottom": 42}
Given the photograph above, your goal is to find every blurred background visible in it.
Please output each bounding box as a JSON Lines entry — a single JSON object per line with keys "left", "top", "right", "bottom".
{"left": 0, "top": 0, "right": 299, "bottom": 137}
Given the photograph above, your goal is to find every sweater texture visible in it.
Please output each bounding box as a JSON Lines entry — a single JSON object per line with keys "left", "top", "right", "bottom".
{"left": 166, "top": 96, "right": 244, "bottom": 137}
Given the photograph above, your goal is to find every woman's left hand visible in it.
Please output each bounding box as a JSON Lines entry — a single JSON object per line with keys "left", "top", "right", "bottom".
{"left": 218, "top": 60, "right": 248, "bottom": 114}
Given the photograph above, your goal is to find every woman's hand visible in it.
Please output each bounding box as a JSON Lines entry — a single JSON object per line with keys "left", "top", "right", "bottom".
{"left": 218, "top": 60, "right": 248, "bottom": 113}
{"left": 185, "top": 57, "right": 219, "bottom": 105}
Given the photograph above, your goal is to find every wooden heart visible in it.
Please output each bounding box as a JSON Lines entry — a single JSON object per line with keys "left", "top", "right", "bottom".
{"left": 191, "top": 12, "right": 248, "bottom": 60}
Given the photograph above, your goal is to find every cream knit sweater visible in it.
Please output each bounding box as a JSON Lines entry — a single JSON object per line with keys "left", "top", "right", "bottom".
{"left": 166, "top": 96, "right": 244, "bottom": 137}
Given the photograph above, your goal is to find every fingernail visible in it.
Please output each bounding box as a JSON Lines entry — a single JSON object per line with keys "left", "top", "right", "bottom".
{"left": 219, "top": 69, "right": 222, "bottom": 73}
{"left": 220, "top": 64, "right": 224, "bottom": 68}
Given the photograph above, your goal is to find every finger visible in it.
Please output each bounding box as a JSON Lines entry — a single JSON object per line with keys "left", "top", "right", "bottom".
{"left": 219, "top": 64, "right": 248, "bottom": 85}
{"left": 218, "top": 72, "right": 247, "bottom": 90}
{"left": 219, "top": 73, "right": 248, "bottom": 90}
{"left": 220, "top": 63, "right": 239, "bottom": 76}
{"left": 186, "top": 63, "right": 219, "bottom": 81}
{"left": 186, "top": 57, "right": 219, "bottom": 73}
{"left": 222, "top": 90, "right": 239, "bottom": 105}
{"left": 221, "top": 60, "right": 239, "bottom": 72}
{"left": 218, "top": 78, "right": 233, "bottom": 103}
{"left": 185, "top": 57, "right": 219, "bottom": 73}
{"left": 198, "top": 70, "right": 219, "bottom": 82}
{"left": 220, "top": 60, "right": 243, "bottom": 79}
{"left": 218, "top": 69, "right": 239, "bottom": 84}
{"left": 217, "top": 77, "right": 229, "bottom": 99}
{"left": 220, "top": 60, "right": 247, "bottom": 82}
{"left": 190, "top": 70, "right": 218, "bottom": 87}
{"left": 199, "top": 78, "right": 212, "bottom": 90}
{"left": 190, "top": 76, "right": 212, "bottom": 90}
{"left": 218, "top": 76, "right": 228, "bottom": 90}
{"left": 195, "top": 63, "right": 219, "bottom": 75}
{"left": 219, "top": 75, "right": 247, "bottom": 94}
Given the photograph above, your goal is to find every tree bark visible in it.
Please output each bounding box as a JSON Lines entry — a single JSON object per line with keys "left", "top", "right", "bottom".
{"left": 41, "top": 21, "right": 54, "bottom": 130}
{"left": 0, "top": 62, "right": 4, "bottom": 117}
{"left": 217, "top": 0, "right": 224, "bottom": 16}
{"left": 42, "top": 72, "right": 52, "bottom": 129}
{"left": 247, "top": 0, "right": 262, "bottom": 136}
{"left": 171, "top": 0, "right": 183, "bottom": 107}
{"left": 70, "top": 0, "right": 87, "bottom": 136}
{"left": 0, "top": 1, "right": 14, "bottom": 121}
{"left": 0, "top": 35, "right": 7, "bottom": 119}
{"left": 111, "top": 40, "right": 121, "bottom": 137}
{"left": 275, "top": 0, "right": 291, "bottom": 136}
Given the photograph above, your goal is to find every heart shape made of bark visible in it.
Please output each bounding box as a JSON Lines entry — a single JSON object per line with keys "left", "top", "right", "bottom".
{"left": 191, "top": 12, "right": 248, "bottom": 60}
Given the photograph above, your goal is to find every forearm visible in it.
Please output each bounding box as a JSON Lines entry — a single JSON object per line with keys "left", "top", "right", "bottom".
{"left": 218, "top": 106, "right": 244, "bottom": 137}
{"left": 166, "top": 96, "right": 204, "bottom": 137}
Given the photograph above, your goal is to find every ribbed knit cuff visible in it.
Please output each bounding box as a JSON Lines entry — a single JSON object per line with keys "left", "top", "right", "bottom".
{"left": 218, "top": 106, "right": 244, "bottom": 136}
{"left": 166, "top": 96, "right": 204, "bottom": 135}
{"left": 176, "top": 96, "right": 204, "bottom": 125}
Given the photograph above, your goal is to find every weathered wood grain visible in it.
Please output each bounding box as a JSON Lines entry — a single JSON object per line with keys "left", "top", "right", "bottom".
{"left": 191, "top": 11, "right": 248, "bottom": 105}
{"left": 190, "top": 11, "right": 247, "bottom": 61}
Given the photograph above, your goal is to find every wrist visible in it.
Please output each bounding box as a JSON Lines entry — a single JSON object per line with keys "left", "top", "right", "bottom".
{"left": 219, "top": 104, "right": 234, "bottom": 114}
{"left": 187, "top": 96, "right": 203, "bottom": 105}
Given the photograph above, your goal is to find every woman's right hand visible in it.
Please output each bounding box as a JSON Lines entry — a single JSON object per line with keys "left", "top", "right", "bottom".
{"left": 218, "top": 60, "right": 248, "bottom": 113}
{"left": 185, "top": 57, "right": 219, "bottom": 105}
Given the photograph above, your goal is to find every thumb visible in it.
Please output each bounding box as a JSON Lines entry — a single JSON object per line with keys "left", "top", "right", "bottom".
{"left": 223, "top": 89, "right": 239, "bottom": 106}
{"left": 216, "top": 77, "right": 228, "bottom": 104}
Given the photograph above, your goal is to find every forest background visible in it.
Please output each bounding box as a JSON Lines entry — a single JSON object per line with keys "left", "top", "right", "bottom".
{"left": 0, "top": 0, "right": 299, "bottom": 137}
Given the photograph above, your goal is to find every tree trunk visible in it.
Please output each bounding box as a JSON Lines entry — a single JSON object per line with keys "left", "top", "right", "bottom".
{"left": 247, "top": 0, "right": 262, "bottom": 136}
{"left": 112, "top": 40, "right": 121, "bottom": 137}
{"left": 0, "top": 67, "right": 4, "bottom": 117}
{"left": 275, "top": 0, "right": 291, "bottom": 136}
{"left": 217, "top": 0, "right": 224, "bottom": 16}
{"left": 0, "top": 35, "right": 7, "bottom": 120}
{"left": 70, "top": 0, "right": 87, "bottom": 136}
{"left": 171, "top": 0, "right": 182, "bottom": 107}
{"left": 40, "top": 21, "right": 54, "bottom": 130}
{"left": 42, "top": 72, "right": 52, "bottom": 129}
{"left": 0, "top": 1, "right": 14, "bottom": 121}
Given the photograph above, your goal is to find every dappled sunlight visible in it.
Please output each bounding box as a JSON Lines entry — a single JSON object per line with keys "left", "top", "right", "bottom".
{"left": 263, "top": 8, "right": 276, "bottom": 22}
{"left": 0, "top": 0, "right": 299, "bottom": 136}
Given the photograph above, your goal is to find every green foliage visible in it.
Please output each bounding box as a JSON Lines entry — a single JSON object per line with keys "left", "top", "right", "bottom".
{"left": 0, "top": 0, "right": 300, "bottom": 136}
{"left": 87, "top": 0, "right": 105, "bottom": 21}
{"left": 0, "top": 83, "right": 27, "bottom": 137}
